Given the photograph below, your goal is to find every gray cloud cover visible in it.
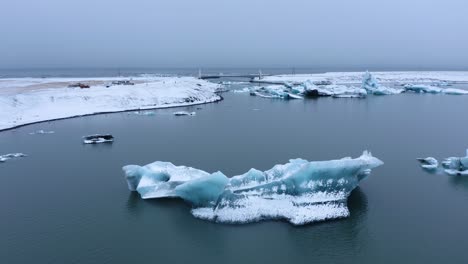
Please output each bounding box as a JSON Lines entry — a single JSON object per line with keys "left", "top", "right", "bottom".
{"left": 1, "top": 0, "right": 467, "bottom": 69}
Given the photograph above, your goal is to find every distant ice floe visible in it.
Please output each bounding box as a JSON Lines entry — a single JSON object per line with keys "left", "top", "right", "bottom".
{"left": 123, "top": 151, "right": 383, "bottom": 225}
{"left": 232, "top": 88, "right": 251, "bottom": 93}
{"left": 131, "top": 111, "right": 156, "bottom": 116}
{"left": 0, "top": 153, "right": 26, "bottom": 162}
{"left": 173, "top": 111, "right": 196, "bottom": 116}
{"left": 418, "top": 149, "right": 468, "bottom": 175}
{"left": 404, "top": 84, "right": 468, "bottom": 95}
{"left": 29, "top": 130, "right": 55, "bottom": 135}
{"left": 245, "top": 71, "right": 468, "bottom": 100}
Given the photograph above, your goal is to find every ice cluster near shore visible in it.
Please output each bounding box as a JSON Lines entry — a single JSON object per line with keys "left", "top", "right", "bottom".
{"left": 245, "top": 71, "right": 468, "bottom": 99}
{"left": 123, "top": 151, "right": 383, "bottom": 225}
{"left": 0, "top": 76, "right": 221, "bottom": 131}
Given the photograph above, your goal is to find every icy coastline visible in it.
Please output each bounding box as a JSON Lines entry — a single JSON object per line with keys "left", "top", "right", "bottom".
{"left": 244, "top": 71, "right": 468, "bottom": 99}
{"left": 254, "top": 71, "right": 468, "bottom": 85}
{"left": 0, "top": 76, "right": 221, "bottom": 131}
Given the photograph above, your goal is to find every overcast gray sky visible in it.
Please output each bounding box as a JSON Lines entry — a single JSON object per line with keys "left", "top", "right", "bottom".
{"left": 1, "top": 0, "right": 467, "bottom": 69}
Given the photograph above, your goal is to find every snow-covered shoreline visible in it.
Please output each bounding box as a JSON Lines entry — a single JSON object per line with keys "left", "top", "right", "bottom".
{"left": 0, "top": 76, "right": 222, "bottom": 131}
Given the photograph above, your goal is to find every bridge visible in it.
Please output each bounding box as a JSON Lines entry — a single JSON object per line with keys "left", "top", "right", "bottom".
{"left": 197, "top": 69, "right": 269, "bottom": 80}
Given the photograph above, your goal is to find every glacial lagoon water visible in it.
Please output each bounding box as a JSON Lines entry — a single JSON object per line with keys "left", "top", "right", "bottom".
{"left": 2, "top": 84, "right": 468, "bottom": 263}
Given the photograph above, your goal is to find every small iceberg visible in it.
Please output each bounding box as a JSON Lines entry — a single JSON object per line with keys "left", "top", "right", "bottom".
{"left": 123, "top": 151, "right": 383, "bottom": 225}
{"left": 417, "top": 157, "right": 439, "bottom": 170}
{"left": 83, "top": 134, "right": 114, "bottom": 144}
{"left": 29, "top": 130, "right": 55, "bottom": 135}
{"left": 173, "top": 111, "right": 196, "bottom": 116}
{"left": 0, "top": 153, "right": 27, "bottom": 162}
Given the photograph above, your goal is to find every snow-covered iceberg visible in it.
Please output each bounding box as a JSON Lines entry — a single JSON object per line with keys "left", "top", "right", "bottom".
{"left": 361, "top": 71, "right": 404, "bottom": 95}
{"left": 123, "top": 151, "right": 383, "bottom": 225}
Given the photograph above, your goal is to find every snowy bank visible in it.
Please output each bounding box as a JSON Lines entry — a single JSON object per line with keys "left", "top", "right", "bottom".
{"left": 245, "top": 71, "right": 468, "bottom": 99}
{"left": 0, "top": 77, "right": 221, "bottom": 131}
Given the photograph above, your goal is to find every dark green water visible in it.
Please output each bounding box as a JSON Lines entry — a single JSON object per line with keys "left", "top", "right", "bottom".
{"left": 2, "top": 90, "right": 468, "bottom": 263}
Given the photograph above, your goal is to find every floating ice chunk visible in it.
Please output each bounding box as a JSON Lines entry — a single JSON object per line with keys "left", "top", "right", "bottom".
{"left": 124, "top": 151, "right": 383, "bottom": 225}
{"left": 287, "top": 93, "right": 303, "bottom": 99}
{"left": 132, "top": 111, "right": 156, "bottom": 116}
{"left": 440, "top": 149, "right": 468, "bottom": 175}
{"left": 173, "top": 111, "right": 196, "bottom": 116}
{"left": 83, "top": 134, "right": 114, "bottom": 144}
{"left": 417, "top": 157, "right": 439, "bottom": 170}
{"left": 362, "top": 71, "right": 404, "bottom": 95}
{"left": 0, "top": 153, "right": 27, "bottom": 162}
{"left": 442, "top": 88, "right": 468, "bottom": 95}
{"left": 29, "top": 130, "right": 55, "bottom": 135}
{"left": 255, "top": 85, "right": 290, "bottom": 99}
{"left": 404, "top": 84, "right": 442, "bottom": 94}
{"left": 231, "top": 88, "right": 251, "bottom": 93}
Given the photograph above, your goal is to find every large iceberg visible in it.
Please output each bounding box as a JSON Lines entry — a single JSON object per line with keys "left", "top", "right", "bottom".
{"left": 123, "top": 151, "right": 383, "bottom": 225}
